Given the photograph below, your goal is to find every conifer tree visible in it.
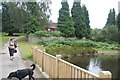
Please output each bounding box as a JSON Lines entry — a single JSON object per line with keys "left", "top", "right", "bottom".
{"left": 71, "top": 0, "right": 87, "bottom": 38}
{"left": 105, "top": 8, "right": 116, "bottom": 27}
{"left": 117, "top": 13, "right": 120, "bottom": 43}
{"left": 82, "top": 5, "right": 91, "bottom": 38}
{"left": 57, "top": 0, "right": 75, "bottom": 37}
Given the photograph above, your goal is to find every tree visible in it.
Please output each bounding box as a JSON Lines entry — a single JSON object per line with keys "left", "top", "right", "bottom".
{"left": 23, "top": 1, "right": 51, "bottom": 40}
{"left": 57, "top": 0, "right": 75, "bottom": 37}
{"left": 105, "top": 8, "right": 116, "bottom": 27}
{"left": 90, "top": 28, "right": 101, "bottom": 41}
{"left": 117, "top": 13, "right": 120, "bottom": 43}
{"left": 91, "top": 25, "right": 118, "bottom": 42}
{"left": 2, "top": 2, "right": 28, "bottom": 35}
{"left": 117, "top": 13, "right": 120, "bottom": 30}
{"left": 71, "top": 0, "right": 87, "bottom": 39}
{"left": 82, "top": 5, "right": 91, "bottom": 38}
{"left": 2, "top": 2, "right": 15, "bottom": 36}
{"left": 2, "top": 1, "right": 51, "bottom": 37}
{"left": 64, "top": 17, "right": 75, "bottom": 37}
{"left": 97, "top": 29, "right": 108, "bottom": 42}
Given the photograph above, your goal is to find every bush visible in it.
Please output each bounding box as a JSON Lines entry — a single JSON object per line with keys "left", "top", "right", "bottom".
{"left": 38, "top": 38, "right": 119, "bottom": 56}
{"left": 38, "top": 38, "right": 95, "bottom": 47}
{"left": 45, "top": 46, "right": 95, "bottom": 56}
{"left": 34, "top": 30, "right": 62, "bottom": 37}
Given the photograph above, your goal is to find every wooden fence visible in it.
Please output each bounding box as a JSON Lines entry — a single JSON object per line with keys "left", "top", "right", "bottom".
{"left": 32, "top": 46, "right": 112, "bottom": 80}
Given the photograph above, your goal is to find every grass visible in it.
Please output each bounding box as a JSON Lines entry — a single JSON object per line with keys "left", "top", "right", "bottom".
{"left": 0, "top": 36, "right": 11, "bottom": 46}
{"left": 18, "top": 36, "right": 39, "bottom": 60}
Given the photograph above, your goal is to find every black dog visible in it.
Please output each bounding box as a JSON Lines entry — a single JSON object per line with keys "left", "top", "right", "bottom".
{"left": 7, "top": 64, "right": 36, "bottom": 80}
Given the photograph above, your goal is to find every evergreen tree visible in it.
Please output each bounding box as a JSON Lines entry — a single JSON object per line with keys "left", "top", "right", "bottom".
{"left": 105, "top": 8, "right": 116, "bottom": 27}
{"left": 117, "top": 13, "right": 120, "bottom": 43}
{"left": 71, "top": 0, "right": 87, "bottom": 39}
{"left": 57, "top": 0, "right": 75, "bottom": 37}
{"left": 82, "top": 5, "right": 91, "bottom": 38}
{"left": 117, "top": 13, "right": 120, "bottom": 31}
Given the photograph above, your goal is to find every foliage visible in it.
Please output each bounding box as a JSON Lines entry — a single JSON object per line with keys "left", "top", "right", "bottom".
{"left": 2, "top": 2, "right": 16, "bottom": 35}
{"left": 57, "top": 0, "right": 75, "bottom": 37}
{"left": 2, "top": 1, "right": 51, "bottom": 36}
{"left": 106, "top": 25, "right": 118, "bottom": 42}
{"left": 82, "top": 5, "right": 91, "bottom": 38}
{"left": 38, "top": 38, "right": 119, "bottom": 50}
{"left": 18, "top": 36, "right": 39, "bottom": 60}
{"left": 91, "top": 9, "right": 119, "bottom": 43}
{"left": 23, "top": 15, "right": 41, "bottom": 34}
{"left": 22, "top": 2, "right": 50, "bottom": 40}
{"left": 117, "top": 13, "right": 120, "bottom": 44}
{"left": 46, "top": 46, "right": 95, "bottom": 56}
{"left": 105, "top": 8, "right": 116, "bottom": 27}
{"left": 71, "top": 1, "right": 87, "bottom": 38}
{"left": 91, "top": 24, "right": 118, "bottom": 43}
{"left": 34, "top": 30, "right": 62, "bottom": 37}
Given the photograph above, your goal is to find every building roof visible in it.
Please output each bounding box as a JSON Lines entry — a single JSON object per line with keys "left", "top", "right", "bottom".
{"left": 45, "top": 21, "right": 57, "bottom": 29}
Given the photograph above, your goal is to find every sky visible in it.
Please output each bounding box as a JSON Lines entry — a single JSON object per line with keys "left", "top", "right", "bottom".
{"left": 49, "top": 0, "right": 120, "bottom": 29}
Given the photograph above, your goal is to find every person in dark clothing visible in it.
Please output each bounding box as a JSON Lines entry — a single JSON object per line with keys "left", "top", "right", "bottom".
{"left": 8, "top": 38, "right": 16, "bottom": 61}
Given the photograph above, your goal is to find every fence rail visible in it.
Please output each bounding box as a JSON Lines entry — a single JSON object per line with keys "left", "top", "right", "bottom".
{"left": 32, "top": 46, "right": 112, "bottom": 80}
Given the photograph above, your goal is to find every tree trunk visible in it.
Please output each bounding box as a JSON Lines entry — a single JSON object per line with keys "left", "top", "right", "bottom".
{"left": 8, "top": 31, "right": 13, "bottom": 36}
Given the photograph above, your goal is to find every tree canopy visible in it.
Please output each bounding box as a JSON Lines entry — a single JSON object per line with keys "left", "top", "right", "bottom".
{"left": 57, "top": 0, "right": 75, "bottom": 37}
{"left": 105, "top": 8, "right": 116, "bottom": 27}
{"left": 71, "top": 1, "right": 87, "bottom": 39}
{"left": 2, "top": 1, "right": 51, "bottom": 36}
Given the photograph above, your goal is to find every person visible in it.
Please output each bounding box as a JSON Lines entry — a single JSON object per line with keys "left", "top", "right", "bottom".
{"left": 8, "top": 38, "right": 16, "bottom": 61}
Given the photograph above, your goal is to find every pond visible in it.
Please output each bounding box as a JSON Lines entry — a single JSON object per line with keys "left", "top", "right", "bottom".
{"left": 63, "top": 55, "right": 119, "bottom": 79}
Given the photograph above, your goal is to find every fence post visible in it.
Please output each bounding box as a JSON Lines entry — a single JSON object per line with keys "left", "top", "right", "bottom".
{"left": 42, "top": 48, "right": 45, "bottom": 72}
{"left": 55, "top": 55, "right": 62, "bottom": 78}
{"left": 33, "top": 46, "right": 38, "bottom": 63}
{"left": 99, "top": 71, "right": 112, "bottom": 80}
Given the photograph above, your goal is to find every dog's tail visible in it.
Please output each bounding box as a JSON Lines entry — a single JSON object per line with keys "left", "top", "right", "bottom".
{"left": 31, "top": 64, "right": 36, "bottom": 70}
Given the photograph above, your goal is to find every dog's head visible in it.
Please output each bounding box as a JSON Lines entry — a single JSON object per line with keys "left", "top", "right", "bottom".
{"left": 7, "top": 72, "right": 16, "bottom": 79}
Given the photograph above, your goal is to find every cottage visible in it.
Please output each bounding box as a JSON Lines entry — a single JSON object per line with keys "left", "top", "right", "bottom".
{"left": 45, "top": 21, "right": 57, "bottom": 31}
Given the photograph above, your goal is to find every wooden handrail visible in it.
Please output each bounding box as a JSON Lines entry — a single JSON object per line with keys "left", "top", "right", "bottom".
{"left": 32, "top": 46, "right": 112, "bottom": 79}
{"left": 59, "top": 59, "right": 99, "bottom": 78}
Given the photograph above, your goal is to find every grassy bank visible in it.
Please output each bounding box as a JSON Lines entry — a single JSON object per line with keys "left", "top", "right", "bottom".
{"left": 38, "top": 38, "right": 119, "bottom": 56}
{"left": 0, "top": 36, "right": 12, "bottom": 46}
{"left": 18, "top": 36, "right": 119, "bottom": 59}
{"left": 18, "top": 36, "right": 39, "bottom": 60}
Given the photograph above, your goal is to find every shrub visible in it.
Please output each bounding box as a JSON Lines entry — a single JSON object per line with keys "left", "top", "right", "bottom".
{"left": 34, "top": 30, "right": 62, "bottom": 37}
{"left": 45, "top": 46, "right": 95, "bottom": 56}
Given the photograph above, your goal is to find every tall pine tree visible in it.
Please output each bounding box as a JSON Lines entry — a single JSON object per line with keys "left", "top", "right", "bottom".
{"left": 117, "top": 13, "right": 120, "bottom": 43}
{"left": 82, "top": 5, "right": 91, "bottom": 38}
{"left": 105, "top": 8, "right": 116, "bottom": 27}
{"left": 57, "top": 0, "right": 75, "bottom": 37}
{"left": 71, "top": 0, "right": 87, "bottom": 39}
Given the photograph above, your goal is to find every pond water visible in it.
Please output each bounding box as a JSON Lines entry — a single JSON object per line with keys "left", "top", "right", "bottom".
{"left": 63, "top": 55, "right": 119, "bottom": 79}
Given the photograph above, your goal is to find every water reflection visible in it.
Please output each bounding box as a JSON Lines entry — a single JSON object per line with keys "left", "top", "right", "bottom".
{"left": 63, "top": 55, "right": 118, "bottom": 78}
{"left": 87, "top": 58, "right": 102, "bottom": 74}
